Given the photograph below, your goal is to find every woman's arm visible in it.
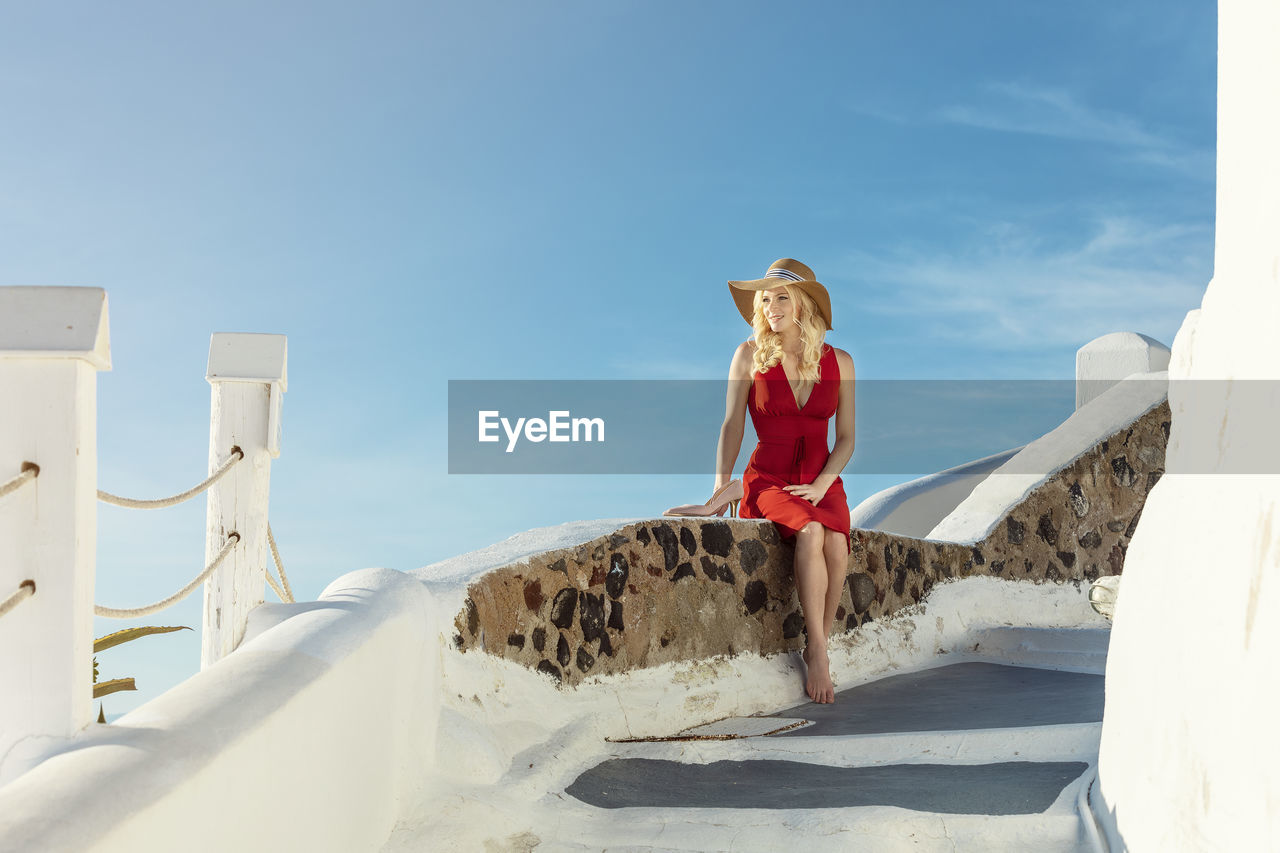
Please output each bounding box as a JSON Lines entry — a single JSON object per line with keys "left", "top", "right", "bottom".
{"left": 715, "top": 341, "right": 754, "bottom": 490}
{"left": 787, "top": 348, "right": 856, "bottom": 504}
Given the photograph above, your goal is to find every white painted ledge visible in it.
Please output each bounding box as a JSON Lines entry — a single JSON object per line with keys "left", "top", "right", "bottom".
{"left": 926, "top": 371, "right": 1168, "bottom": 545}
{"left": 0, "top": 568, "right": 439, "bottom": 853}
{"left": 849, "top": 446, "right": 1024, "bottom": 537}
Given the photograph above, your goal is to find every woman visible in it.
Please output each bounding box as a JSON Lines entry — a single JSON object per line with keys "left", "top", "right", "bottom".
{"left": 720, "top": 258, "right": 855, "bottom": 704}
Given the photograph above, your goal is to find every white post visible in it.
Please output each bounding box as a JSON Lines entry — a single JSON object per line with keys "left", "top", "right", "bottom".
{"left": 1075, "top": 331, "right": 1171, "bottom": 410}
{"left": 201, "top": 333, "right": 287, "bottom": 668}
{"left": 0, "top": 287, "right": 110, "bottom": 781}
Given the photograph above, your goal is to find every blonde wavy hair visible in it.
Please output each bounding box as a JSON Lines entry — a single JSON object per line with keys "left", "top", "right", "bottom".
{"left": 751, "top": 285, "right": 827, "bottom": 381}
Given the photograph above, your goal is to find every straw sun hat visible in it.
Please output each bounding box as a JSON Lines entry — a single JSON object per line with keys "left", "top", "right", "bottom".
{"left": 728, "top": 258, "right": 833, "bottom": 331}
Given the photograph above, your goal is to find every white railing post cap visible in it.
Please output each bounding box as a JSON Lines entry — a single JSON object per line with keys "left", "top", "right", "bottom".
{"left": 1076, "top": 331, "right": 1170, "bottom": 410}
{"left": 206, "top": 333, "right": 287, "bottom": 390}
{"left": 0, "top": 286, "right": 111, "bottom": 369}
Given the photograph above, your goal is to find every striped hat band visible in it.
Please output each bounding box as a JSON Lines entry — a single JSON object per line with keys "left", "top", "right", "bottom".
{"left": 726, "top": 257, "right": 832, "bottom": 330}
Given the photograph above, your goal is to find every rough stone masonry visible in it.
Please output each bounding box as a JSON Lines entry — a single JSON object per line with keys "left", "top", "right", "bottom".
{"left": 454, "top": 400, "right": 1170, "bottom": 685}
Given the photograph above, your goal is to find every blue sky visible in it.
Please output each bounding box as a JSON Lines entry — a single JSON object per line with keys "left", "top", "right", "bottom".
{"left": 1, "top": 1, "right": 1216, "bottom": 715}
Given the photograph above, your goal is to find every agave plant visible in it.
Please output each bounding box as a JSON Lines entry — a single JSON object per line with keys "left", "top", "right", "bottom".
{"left": 93, "top": 625, "right": 191, "bottom": 722}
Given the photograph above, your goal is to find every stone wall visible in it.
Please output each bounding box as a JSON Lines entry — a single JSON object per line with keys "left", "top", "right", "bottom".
{"left": 454, "top": 400, "right": 1170, "bottom": 685}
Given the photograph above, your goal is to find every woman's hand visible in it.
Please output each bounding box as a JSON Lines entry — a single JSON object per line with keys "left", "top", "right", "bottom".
{"left": 785, "top": 478, "right": 832, "bottom": 505}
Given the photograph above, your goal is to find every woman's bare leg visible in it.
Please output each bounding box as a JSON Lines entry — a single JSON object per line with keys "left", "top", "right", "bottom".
{"left": 822, "top": 529, "right": 850, "bottom": 635}
{"left": 794, "top": 521, "right": 835, "bottom": 703}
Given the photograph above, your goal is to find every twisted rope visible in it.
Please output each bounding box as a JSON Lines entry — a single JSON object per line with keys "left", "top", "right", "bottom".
{"left": 0, "top": 463, "right": 39, "bottom": 500}
{"left": 265, "top": 566, "right": 286, "bottom": 602}
{"left": 98, "top": 448, "right": 243, "bottom": 509}
{"left": 267, "top": 524, "right": 294, "bottom": 603}
{"left": 95, "top": 533, "right": 240, "bottom": 619}
{"left": 0, "top": 580, "right": 35, "bottom": 620}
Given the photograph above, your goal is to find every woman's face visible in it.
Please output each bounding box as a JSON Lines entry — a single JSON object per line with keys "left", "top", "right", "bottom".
{"left": 759, "top": 287, "right": 796, "bottom": 333}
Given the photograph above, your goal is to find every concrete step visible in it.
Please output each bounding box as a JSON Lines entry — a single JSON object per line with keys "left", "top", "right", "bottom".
{"left": 539, "top": 802, "right": 1090, "bottom": 852}
{"left": 568, "top": 756, "right": 1089, "bottom": 812}
{"left": 971, "top": 627, "right": 1112, "bottom": 654}
{"left": 613, "top": 721, "right": 1102, "bottom": 767}
{"left": 550, "top": 655, "right": 1107, "bottom": 851}
{"left": 773, "top": 661, "right": 1104, "bottom": 735}
{"left": 385, "top": 655, "right": 1108, "bottom": 852}
{"left": 960, "top": 627, "right": 1110, "bottom": 673}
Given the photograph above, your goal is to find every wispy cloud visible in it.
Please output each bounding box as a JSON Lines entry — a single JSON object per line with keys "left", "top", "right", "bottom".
{"left": 937, "top": 82, "right": 1213, "bottom": 180}
{"left": 837, "top": 214, "right": 1212, "bottom": 352}
{"left": 939, "top": 83, "right": 1158, "bottom": 145}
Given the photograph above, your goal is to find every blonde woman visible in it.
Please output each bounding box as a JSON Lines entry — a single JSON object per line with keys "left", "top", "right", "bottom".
{"left": 722, "top": 259, "right": 855, "bottom": 704}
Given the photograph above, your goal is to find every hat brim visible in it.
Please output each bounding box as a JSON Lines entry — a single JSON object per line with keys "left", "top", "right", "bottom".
{"left": 727, "top": 278, "right": 833, "bottom": 331}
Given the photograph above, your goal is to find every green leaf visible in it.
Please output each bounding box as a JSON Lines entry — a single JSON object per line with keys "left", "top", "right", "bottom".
{"left": 93, "top": 678, "right": 136, "bottom": 699}
{"left": 94, "top": 625, "right": 191, "bottom": 653}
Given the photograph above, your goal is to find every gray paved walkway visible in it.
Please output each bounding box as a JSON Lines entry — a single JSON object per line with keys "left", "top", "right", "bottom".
{"left": 566, "top": 661, "right": 1103, "bottom": 817}
{"left": 773, "top": 661, "right": 1103, "bottom": 736}
{"left": 567, "top": 759, "right": 1089, "bottom": 813}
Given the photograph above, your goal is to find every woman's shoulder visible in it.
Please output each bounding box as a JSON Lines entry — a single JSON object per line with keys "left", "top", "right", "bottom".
{"left": 729, "top": 339, "right": 756, "bottom": 378}
{"left": 828, "top": 346, "right": 855, "bottom": 376}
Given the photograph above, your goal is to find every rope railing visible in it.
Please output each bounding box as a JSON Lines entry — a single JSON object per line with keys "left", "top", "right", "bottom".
{"left": 95, "top": 533, "right": 240, "bottom": 619}
{"left": 98, "top": 447, "right": 243, "bottom": 509}
{"left": 89, "top": 445, "right": 296, "bottom": 616}
{"left": 93, "top": 443, "right": 295, "bottom": 609}
{"left": 265, "top": 566, "right": 287, "bottom": 602}
{"left": 267, "top": 524, "right": 294, "bottom": 603}
{"left": 0, "top": 580, "right": 36, "bottom": 620}
{"left": 90, "top": 524, "right": 295, "bottom": 616}
{"left": 0, "top": 462, "right": 39, "bottom": 500}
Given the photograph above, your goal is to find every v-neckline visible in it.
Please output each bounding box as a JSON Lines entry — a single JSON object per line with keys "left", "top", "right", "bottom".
{"left": 780, "top": 349, "right": 822, "bottom": 412}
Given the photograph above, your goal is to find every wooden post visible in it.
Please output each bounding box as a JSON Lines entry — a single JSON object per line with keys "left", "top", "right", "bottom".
{"left": 201, "top": 333, "right": 287, "bottom": 668}
{"left": 0, "top": 287, "right": 110, "bottom": 781}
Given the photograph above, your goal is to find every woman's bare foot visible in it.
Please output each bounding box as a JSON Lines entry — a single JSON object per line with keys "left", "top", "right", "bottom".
{"left": 803, "top": 643, "right": 835, "bottom": 704}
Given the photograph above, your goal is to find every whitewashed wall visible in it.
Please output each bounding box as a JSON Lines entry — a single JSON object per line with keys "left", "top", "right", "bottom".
{"left": 927, "top": 372, "right": 1167, "bottom": 545}
{"left": 848, "top": 446, "right": 1022, "bottom": 537}
{"left": 0, "top": 568, "right": 440, "bottom": 853}
{"left": 1094, "top": 0, "right": 1280, "bottom": 848}
{"left": 855, "top": 331, "right": 1167, "bottom": 540}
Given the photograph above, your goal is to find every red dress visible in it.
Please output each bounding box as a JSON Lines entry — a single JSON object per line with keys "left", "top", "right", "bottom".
{"left": 739, "top": 344, "right": 851, "bottom": 546}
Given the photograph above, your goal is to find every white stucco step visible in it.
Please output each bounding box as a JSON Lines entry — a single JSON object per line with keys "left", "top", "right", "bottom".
{"left": 520, "top": 804, "right": 1091, "bottom": 853}
{"left": 968, "top": 626, "right": 1111, "bottom": 654}
{"left": 958, "top": 626, "right": 1110, "bottom": 673}
{"left": 385, "top": 577, "right": 1115, "bottom": 852}
{"left": 612, "top": 721, "right": 1103, "bottom": 768}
